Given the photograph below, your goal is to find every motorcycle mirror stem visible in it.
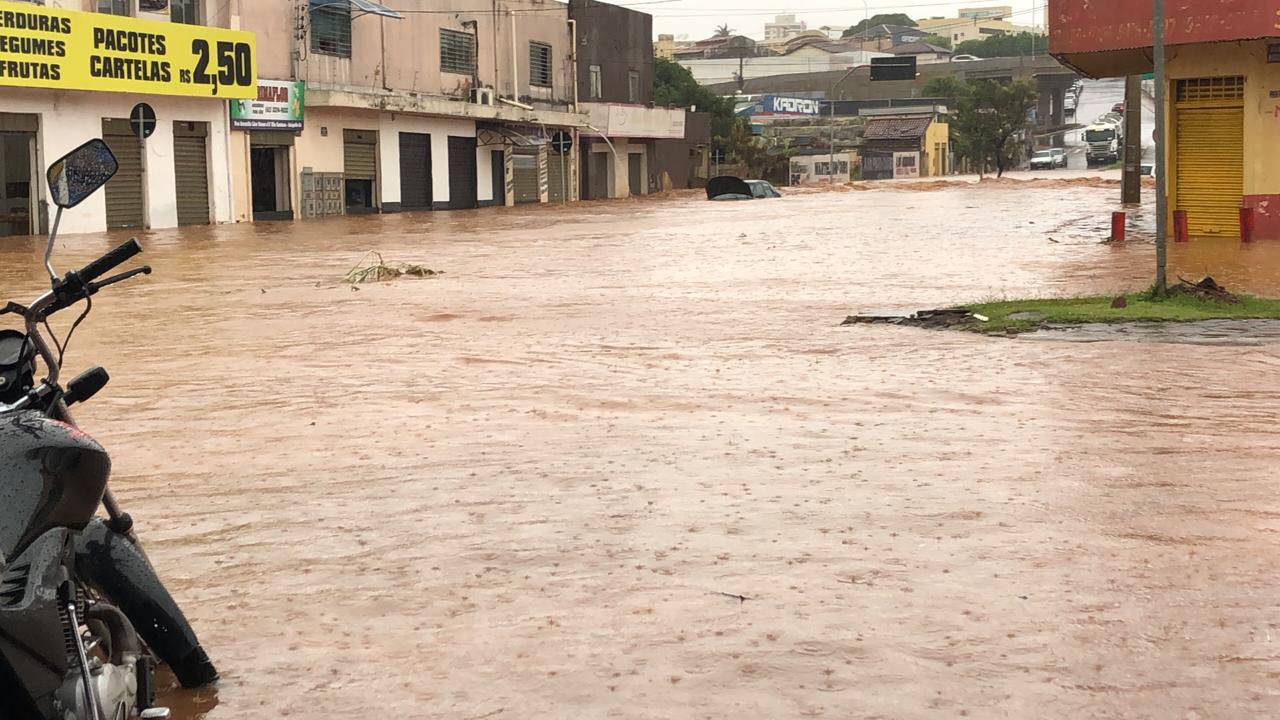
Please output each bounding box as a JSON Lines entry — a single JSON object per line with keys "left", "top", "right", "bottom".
{"left": 45, "top": 205, "right": 62, "bottom": 284}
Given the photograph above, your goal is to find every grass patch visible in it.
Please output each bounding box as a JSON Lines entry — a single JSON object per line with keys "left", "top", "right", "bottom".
{"left": 967, "top": 291, "right": 1280, "bottom": 333}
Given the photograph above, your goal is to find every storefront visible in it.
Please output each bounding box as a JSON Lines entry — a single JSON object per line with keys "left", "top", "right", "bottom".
{"left": 0, "top": 1, "right": 256, "bottom": 235}
{"left": 0, "top": 113, "right": 37, "bottom": 238}
{"left": 230, "top": 79, "right": 303, "bottom": 222}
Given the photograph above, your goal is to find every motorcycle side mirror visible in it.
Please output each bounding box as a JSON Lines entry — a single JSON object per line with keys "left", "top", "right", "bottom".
{"left": 47, "top": 139, "right": 118, "bottom": 210}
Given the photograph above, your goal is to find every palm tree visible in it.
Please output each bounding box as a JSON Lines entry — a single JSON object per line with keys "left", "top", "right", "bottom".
{"left": 714, "top": 24, "right": 734, "bottom": 37}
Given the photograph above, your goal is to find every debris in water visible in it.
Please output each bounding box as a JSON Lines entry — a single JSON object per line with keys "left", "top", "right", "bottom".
{"left": 842, "top": 308, "right": 976, "bottom": 330}
{"left": 1171, "top": 276, "right": 1238, "bottom": 305}
{"left": 343, "top": 251, "right": 443, "bottom": 284}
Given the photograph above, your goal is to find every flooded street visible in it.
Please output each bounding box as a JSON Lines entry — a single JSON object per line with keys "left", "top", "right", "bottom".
{"left": 5, "top": 182, "right": 1280, "bottom": 718}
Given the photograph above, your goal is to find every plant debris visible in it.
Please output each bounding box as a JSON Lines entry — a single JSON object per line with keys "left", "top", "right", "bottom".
{"left": 1170, "top": 276, "right": 1238, "bottom": 305}
{"left": 343, "top": 251, "right": 443, "bottom": 284}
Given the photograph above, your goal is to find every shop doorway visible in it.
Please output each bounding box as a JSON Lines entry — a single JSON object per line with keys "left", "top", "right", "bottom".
{"left": 446, "top": 136, "right": 477, "bottom": 210}
{"left": 343, "top": 129, "right": 378, "bottom": 214}
{"left": 490, "top": 149, "right": 506, "bottom": 205}
{"left": 0, "top": 113, "right": 37, "bottom": 238}
{"left": 102, "top": 118, "right": 146, "bottom": 230}
{"left": 398, "top": 132, "right": 432, "bottom": 211}
{"left": 173, "top": 121, "right": 210, "bottom": 226}
{"left": 1173, "top": 76, "right": 1244, "bottom": 236}
{"left": 250, "top": 131, "right": 293, "bottom": 221}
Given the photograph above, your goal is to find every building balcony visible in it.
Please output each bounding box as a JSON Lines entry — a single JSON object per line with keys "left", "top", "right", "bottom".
{"left": 1049, "top": 0, "right": 1277, "bottom": 76}
{"left": 304, "top": 86, "right": 589, "bottom": 128}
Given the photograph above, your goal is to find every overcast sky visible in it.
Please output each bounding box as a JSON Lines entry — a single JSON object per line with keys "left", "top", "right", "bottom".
{"left": 645, "top": 0, "right": 1044, "bottom": 41}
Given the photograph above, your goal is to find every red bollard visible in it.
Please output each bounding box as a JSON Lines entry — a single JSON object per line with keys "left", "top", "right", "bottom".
{"left": 1240, "top": 206, "right": 1256, "bottom": 243}
{"left": 1173, "top": 209, "right": 1190, "bottom": 243}
{"left": 1110, "top": 211, "right": 1126, "bottom": 242}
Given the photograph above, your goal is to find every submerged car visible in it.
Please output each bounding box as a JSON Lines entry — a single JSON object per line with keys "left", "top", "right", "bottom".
{"left": 706, "top": 176, "right": 782, "bottom": 201}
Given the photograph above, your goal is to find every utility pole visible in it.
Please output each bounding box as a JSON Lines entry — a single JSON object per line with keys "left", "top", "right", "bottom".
{"left": 1153, "top": 0, "right": 1168, "bottom": 293}
{"left": 829, "top": 66, "right": 856, "bottom": 183}
{"left": 1121, "top": 75, "right": 1142, "bottom": 204}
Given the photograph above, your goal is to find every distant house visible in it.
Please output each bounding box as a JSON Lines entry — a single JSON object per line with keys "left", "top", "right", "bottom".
{"left": 846, "top": 24, "right": 931, "bottom": 51}
{"left": 890, "top": 42, "right": 955, "bottom": 64}
{"left": 915, "top": 16, "right": 1036, "bottom": 46}
{"left": 671, "top": 35, "right": 761, "bottom": 60}
{"left": 860, "top": 110, "right": 950, "bottom": 179}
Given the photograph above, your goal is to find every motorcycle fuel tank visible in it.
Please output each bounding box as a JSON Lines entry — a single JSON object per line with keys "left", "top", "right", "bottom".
{"left": 0, "top": 411, "right": 110, "bottom": 561}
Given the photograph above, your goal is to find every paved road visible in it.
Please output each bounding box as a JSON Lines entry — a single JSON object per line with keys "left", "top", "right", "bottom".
{"left": 1061, "top": 78, "right": 1156, "bottom": 170}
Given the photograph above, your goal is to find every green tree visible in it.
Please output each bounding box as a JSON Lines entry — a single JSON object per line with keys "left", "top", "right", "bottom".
{"left": 714, "top": 24, "right": 734, "bottom": 37}
{"left": 721, "top": 119, "right": 790, "bottom": 182}
{"left": 653, "top": 57, "right": 736, "bottom": 139}
{"left": 841, "top": 13, "right": 916, "bottom": 37}
{"left": 927, "top": 78, "right": 1038, "bottom": 177}
{"left": 954, "top": 32, "right": 1047, "bottom": 58}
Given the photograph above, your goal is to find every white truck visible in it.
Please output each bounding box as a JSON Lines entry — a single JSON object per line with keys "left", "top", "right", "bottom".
{"left": 1084, "top": 120, "right": 1123, "bottom": 167}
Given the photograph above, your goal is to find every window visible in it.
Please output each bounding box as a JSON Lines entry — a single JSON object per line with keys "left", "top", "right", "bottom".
{"left": 170, "top": 0, "right": 201, "bottom": 25}
{"left": 529, "top": 42, "right": 552, "bottom": 88}
{"left": 1176, "top": 76, "right": 1245, "bottom": 102}
{"left": 97, "top": 0, "right": 130, "bottom": 16}
{"left": 311, "top": 6, "right": 352, "bottom": 57}
{"left": 589, "top": 65, "right": 602, "bottom": 100}
{"left": 441, "top": 29, "right": 477, "bottom": 75}
{"left": 628, "top": 70, "right": 640, "bottom": 103}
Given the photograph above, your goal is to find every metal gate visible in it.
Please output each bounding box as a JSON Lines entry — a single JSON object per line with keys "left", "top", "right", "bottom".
{"left": 1174, "top": 77, "right": 1244, "bottom": 236}
{"left": 588, "top": 151, "right": 608, "bottom": 199}
{"left": 861, "top": 151, "right": 893, "bottom": 180}
{"left": 173, "top": 122, "right": 209, "bottom": 226}
{"left": 490, "top": 149, "right": 505, "bottom": 205}
{"left": 343, "top": 130, "right": 377, "bottom": 179}
{"left": 548, "top": 150, "right": 568, "bottom": 203}
{"left": 513, "top": 149, "right": 539, "bottom": 204}
{"left": 102, "top": 119, "right": 145, "bottom": 229}
{"left": 398, "top": 132, "right": 432, "bottom": 210}
{"left": 447, "top": 136, "right": 477, "bottom": 209}
{"left": 627, "top": 153, "right": 642, "bottom": 196}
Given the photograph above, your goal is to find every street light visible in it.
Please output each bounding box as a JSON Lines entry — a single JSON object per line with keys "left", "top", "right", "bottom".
{"left": 828, "top": 65, "right": 857, "bottom": 183}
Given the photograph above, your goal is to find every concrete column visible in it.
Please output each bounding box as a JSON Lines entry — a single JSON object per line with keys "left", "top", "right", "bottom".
{"left": 1122, "top": 75, "right": 1143, "bottom": 204}
{"left": 503, "top": 145, "right": 515, "bottom": 207}
{"left": 537, "top": 144, "right": 550, "bottom": 203}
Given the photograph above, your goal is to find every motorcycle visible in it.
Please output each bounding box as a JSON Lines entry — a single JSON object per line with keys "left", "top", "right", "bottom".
{"left": 0, "top": 139, "right": 217, "bottom": 720}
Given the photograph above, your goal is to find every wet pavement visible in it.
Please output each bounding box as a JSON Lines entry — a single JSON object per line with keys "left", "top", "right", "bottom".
{"left": 4, "top": 182, "right": 1280, "bottom": 718}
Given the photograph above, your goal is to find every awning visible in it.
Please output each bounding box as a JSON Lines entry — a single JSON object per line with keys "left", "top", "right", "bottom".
{"left": 476, "top": 125, "right": 546, "bottom": 147}
{"left": 308, "top": 0, "right": 403, "bottom": 19}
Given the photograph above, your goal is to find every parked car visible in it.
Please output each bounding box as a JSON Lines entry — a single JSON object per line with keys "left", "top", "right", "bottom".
{"left": 706, "top": 176, "right": 781, "bottom": 201}
{"left": 950, "top": 54, "right": 982, "bottom": 62}
{"left": 1030, "top": 149, "right": 1067, "bottom": 170}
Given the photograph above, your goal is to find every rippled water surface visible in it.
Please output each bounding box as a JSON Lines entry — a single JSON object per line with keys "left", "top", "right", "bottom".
{"left": 4, "top": 182, "right": 1280, "bottom": 718}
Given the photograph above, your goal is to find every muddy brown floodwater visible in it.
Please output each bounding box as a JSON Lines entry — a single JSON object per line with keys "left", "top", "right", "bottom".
{"left": 4, "top": 183, "right": 1280, "bottom": 719}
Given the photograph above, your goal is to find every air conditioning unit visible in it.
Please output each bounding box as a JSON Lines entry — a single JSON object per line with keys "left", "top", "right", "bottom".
{"left": 471, "top": 88, "right": 495, "bottom": 106}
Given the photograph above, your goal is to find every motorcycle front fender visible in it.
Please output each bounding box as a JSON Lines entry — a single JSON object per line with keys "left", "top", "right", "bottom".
{"left": 74, "top": 520, "right": 218, "bottom": 688}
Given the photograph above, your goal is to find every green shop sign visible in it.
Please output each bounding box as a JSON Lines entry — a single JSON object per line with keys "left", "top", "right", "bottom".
{"left": 230, "top": 79, "right": 304, "bottom": 131}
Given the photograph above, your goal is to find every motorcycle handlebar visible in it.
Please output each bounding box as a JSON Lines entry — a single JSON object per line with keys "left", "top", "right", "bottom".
{"left": 77, "top": 238, "right": 143, "bottom": 285}
{"left": 41, "top": 239, "right": 145, "bottom": 317}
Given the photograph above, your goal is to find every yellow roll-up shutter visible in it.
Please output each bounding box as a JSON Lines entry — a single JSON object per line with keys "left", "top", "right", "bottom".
{"left": 1174, "top": 77, "right": 1244, "bottom": 237}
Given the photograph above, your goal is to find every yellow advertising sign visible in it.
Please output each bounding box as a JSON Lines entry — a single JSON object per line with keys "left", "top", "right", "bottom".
{"left": 0, "top": 0, "right": 256, "bottom": 99}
